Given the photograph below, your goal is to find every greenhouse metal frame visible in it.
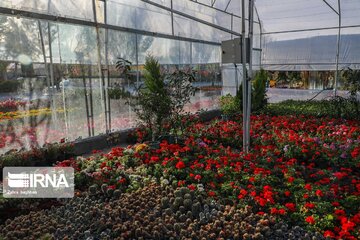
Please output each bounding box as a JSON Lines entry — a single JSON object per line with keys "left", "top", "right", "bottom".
{"left": 0, "top": 0, "right": 359, "bottom": 152}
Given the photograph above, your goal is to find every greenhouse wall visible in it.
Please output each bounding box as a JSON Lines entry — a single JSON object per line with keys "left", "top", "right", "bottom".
{"left": 0, "top": 0, "right": 259, "bottom": 153}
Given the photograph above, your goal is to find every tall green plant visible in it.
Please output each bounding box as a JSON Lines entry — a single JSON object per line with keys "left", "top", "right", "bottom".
{"left": 235, "top": 69, "right": 268, "bottom": 112}
{"left": 342, "top": 68, "right": 360, "bottom": 96}
{"left": 252, "top": 69, "right": 268, "bottom": 111}
{"left": 131, "top": 55, "right": 171, "bottom": 141}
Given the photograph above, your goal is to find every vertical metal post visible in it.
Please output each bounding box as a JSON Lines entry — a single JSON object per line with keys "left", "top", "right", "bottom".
{"left": 231, "top": 13, "right": 234, "bottom": 40}
{"left": 246, "top": 0, "right": 254, "bottom": 150}
{"left": 135, "top": 33, "right": 140, "bottom": 88}
{"left": 334, "top": 0, "right": 341, "bottom": 96}
{"left": 241, "top": 0, "right": 249, "bottom": 153}
{"left": 37, "top": 21, "right": 51, "bottom": 91}
{"left": 104, "top": 0, "right": 111, "bottom": 132}
{"left": 92, "top": 0, "right": 107, "bottom": 132}
{"left": 171, "top": 0, "right": 174, "bottom": 36}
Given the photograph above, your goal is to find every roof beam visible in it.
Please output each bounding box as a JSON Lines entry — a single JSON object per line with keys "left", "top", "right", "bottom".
{"left": 224, "top": 0, "right": 232, "bottom": 12}
{"left": 262, "top": 24, "right": 360, "bottom": 35}
{"left": 0, "top": 6, "right": 221, "bottom": 46}
{"left": 141, "top": 0, "right": 241, "bottom": 36}
{"left": 322, "top": 0, "right": 339, "bottom": 15}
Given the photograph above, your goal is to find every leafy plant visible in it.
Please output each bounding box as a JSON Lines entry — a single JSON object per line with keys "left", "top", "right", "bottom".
{"left": 252, "top": 69, "right": 268, "bottom": 111}
{"left": 130, "top": 55, "right": 172, "bottom": 141}
{"left": 234, "top": 68, "right": 268, "bottom": 112}
{"left": 219, "top": 94, "right": 240, "bottom": 116}
{"left": 166, "top": 69, "right": 196, "bottom": 137}
{"left": 342, "top": 68, "right": 360, "bottom": 96}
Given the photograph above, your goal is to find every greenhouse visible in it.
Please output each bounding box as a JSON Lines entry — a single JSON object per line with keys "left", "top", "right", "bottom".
{"left": 0, "top": 0, "right": 359, "bottom": 239}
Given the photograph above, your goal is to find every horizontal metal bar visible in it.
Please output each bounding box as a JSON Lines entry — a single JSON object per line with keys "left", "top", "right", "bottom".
{"left": 322, "top": 0, "right": 339, "bottom": 15}
{"left": 189, "top": 0, "right": 240, "bottom": 18}
{"left": 262, "top": 24, "right": 360, "bottom": 35}
{"left": 0, "top": 6, "right": 222, "bottom": 46}
{"left": 141, "top": 0, "right": 241, "bottom": 36}
{"left": 263, "top": 62, "right": 360, "bottom": 65}
{"left": 253, "top": 47, "right": 262, "bottom": 51}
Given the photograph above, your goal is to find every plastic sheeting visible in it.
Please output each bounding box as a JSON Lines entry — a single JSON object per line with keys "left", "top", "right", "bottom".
{"left": 1, "top": 0, "right": 360, "bottom": 70}
{"left": 198, "top": 0, "right": 360, "bottom": 70}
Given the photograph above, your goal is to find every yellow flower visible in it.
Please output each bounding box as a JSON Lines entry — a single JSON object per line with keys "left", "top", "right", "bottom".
{"left": 135, "top": 143, "right": 148, "bottom": 152}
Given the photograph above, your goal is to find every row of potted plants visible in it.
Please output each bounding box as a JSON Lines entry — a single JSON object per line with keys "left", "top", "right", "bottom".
{"left": 53, "top": 113, "right": 359, "bottom": 239}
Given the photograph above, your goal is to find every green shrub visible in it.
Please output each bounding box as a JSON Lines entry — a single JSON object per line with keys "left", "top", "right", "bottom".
{"left": 252, "top": 69, "right": 268, "bottom": 111}
{"left": 219, "top": 94, "right": 240, "bottom": 116}
{"left": 263, "top": 97, "right": 360, "bottom": 120}
{"left": 0, "top": 80, "right": 21, "bottom": 93}
{"left": 234, "top": 68, "right": 268, "bottom": 113}
{"left": 0, "top": 142, "right": 75, "bottom": 179}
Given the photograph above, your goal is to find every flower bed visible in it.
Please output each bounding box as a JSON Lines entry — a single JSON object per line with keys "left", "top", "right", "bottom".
{"left": 53, "top": 114, "right": 360, "bottom": 239}
{"left": 1, "top": 113, "right": 359, "bottom": 239}
{"left": 0, "top": 99, "right": 27, "bottom": 113}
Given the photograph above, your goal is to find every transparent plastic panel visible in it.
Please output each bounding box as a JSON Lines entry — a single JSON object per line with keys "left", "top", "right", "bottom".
{"left": 342, "top": 0, "right": 360, "bottom": 26}
{"left": 137, "top": 35, "right": 179, "bottom": 65}
{"left": 51, "top": 23, "right": 99, "bottom": 64}
{"left": 339, "top": 27, "right": 360, "bottom": 69}
{"left": 192, "top": 43, "right": 221, "bottom": 64}
{"left": 262, "top": 29, "right": 339, "bottom": 70}
{"left": 0, "top": 16, "right": 43, "bottom": 63}
{"left": 106, "top": 30, "right": 137, "bottom": 131}
{"left": 252, "top": 49, "right": 261, "bottom": 70}
{"left": 253, "top": 22, "right": 261, "bottom": 49}
{"left": 106, "top": 30, "right": 137, "bottom": 65}
{"left": 1, "top": 0, "right": 94, "bottom": 21}
{"left": 172, "top": 0, "right": 233, "bottom": 31}
{"left": 174, "top": 14, "right": 231, "bottom": 42}
{"left": 107, "top": 0, "right": 172, "bottom": 34}
{"left": 255, "top": 0, "right": 339, "bottom": 33}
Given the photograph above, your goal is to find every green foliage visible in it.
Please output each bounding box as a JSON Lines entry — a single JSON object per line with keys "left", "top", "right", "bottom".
{"left": 263, "top": 97, "right": 360, "bottom": 120}
{"left": 234, "top": 68, "right": 268, "bottom": 113}
{"left": 252, "top": 69, "right": 268, "bottom": 111}
{"left": 166, "top": 69, "right": 196, "bottom": 136}
{"left": 0, "top": 80, "right": 21, "bottom": 93}
{"left": 219, "top": 94, "right": 240, "bottom": 116}
{"left": 342, "top": 68, "right": 360, "bottom": 96}
{"left": 0, "top": 142, "right": 75, "bottom": 179}
{"left": 131, "top": 55, "right": 172, "bottom": 141}
{"left": 116, "top": 58, "right": 132, "bottom": 79}
{"left": 108, "top": 88, "right": 131, "bottom": 99}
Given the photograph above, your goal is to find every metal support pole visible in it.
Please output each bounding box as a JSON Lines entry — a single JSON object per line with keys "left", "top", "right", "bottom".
{"left": 92, "top": 0, "right": 107, "bottom": 132}
{"left": 37, "top": 21, "right": 51, "bottom": 91}
{"left": 104, "top": 0, "right": 111, "bottom": 132}
{"left": 246, "top": 0, "right": 254, "bottom": 150}
{"left": 135, "top": 34, "right": 140, "bottom": 88}
{"left": 171, "top": 0, "right": 174, "bottom": 36}
{"left": 334, "top": 0, "right": 341, "bottom": 96}
{"left": 241, "top": 0, "right": 249, "bottom": 153}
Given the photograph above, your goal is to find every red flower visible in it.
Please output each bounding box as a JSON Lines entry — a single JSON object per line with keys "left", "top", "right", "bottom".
{"left": 176, "top": 161, "right": 186, "bottom": 169}
{"left": 278, "top": 208, "right": 286, "bottom": 215}
{"left": 194, "top": 174, "right": 202, "bottom": 180}
{"left": 208, "top": 191, "right": 216, "bottom": 197}
{"left": 270, "top": 208, "right": 278, "bottom": 214}
{"left": 323, "top": 230, "right": 335, "bottom": 238}
{"left": 315, "top": 189, "right": 324, "bottom": 197}
{"left": 305, "top": 216, "right": 315, "bottom": 225}
{"left": 341, "top": 220, "right": 355, "bottom": 232}
{"left": 285, "top": 203, "right": 296, "bottom": 212}
{"left": 178, "top": 180, "right": 185, "bottom": 186}
{"left": 284, "top": 190, "right": 291, "bottom": 197}
{"left": 187, "top": 184, "right": 196, "bottom": 191}
{"left": 305, "top": 202, "right": 315, "bottom": 209}
{"left": 304, "top": 184, "right": 312, "bottom": 191}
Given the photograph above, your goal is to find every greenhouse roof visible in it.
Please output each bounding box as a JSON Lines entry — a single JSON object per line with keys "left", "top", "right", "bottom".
{"left": 0, "top": 0, "right": 359, "bottom": 70}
